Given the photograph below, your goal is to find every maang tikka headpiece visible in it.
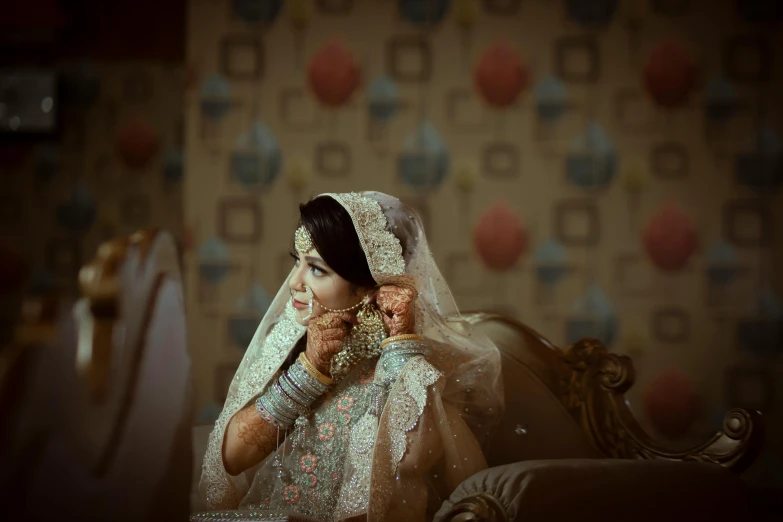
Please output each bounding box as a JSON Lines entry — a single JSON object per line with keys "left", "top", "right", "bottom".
{"left": 294, "top": 226, "right": 313, "bottom": 254}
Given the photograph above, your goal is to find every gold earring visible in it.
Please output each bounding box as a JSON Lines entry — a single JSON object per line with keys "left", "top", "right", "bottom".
{"left": 329, "top": 299, "right": 388, "bottom": 379}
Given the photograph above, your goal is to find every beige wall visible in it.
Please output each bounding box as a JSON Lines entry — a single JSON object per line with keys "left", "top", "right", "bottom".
{"left": 183, "top": 1, "right": 783, "bottom": 485}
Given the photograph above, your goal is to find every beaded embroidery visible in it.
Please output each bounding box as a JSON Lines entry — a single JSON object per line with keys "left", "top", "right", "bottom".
{"left": 320, "top": 193, "right": 405, "bottom": 282}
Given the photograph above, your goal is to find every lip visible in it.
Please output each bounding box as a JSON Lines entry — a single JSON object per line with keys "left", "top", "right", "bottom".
{"left": 292, "top": 298, "right": 308, "bottom": 310}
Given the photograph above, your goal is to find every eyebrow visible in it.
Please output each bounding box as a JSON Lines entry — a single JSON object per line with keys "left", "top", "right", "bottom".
{"left": 304, "top": 256, "right": 326, "bottom": 266}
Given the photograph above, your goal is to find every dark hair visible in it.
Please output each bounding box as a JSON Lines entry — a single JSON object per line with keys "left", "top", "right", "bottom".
{"left": 298, "top": 197, "right": 376, "bottom": 289}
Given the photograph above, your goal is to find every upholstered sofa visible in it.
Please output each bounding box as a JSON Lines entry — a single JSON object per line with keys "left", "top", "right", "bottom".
{"left": 191, "top": 311, "right": 763, "bottom": 521}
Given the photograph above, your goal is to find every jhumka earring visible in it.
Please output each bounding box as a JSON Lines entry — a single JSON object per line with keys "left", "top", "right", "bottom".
{"left": 330, "top": 296, "right": 388, "bottom": 379}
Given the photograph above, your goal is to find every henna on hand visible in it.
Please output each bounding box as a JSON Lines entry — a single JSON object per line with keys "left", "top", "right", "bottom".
{"left": 376, "top": 285, "right": 416, "bottom": 336}
{"left": 305, "top": 311, "right": 353, "bottom": 375}
{"left": 233, "top": 404, "right": 277, "bottom": 453}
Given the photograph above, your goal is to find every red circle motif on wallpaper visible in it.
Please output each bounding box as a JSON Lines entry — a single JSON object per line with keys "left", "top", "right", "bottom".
{"left": 474, "top": 39, "right": 530, "bottom": 108}
{"left": 473, "top": 201, "right": 528, "bottom": 271}
{"left": 642, "top": 38, "right": 698, "bottom": 109}
{"left": 642, "top": 201, "right": 698, "bottom": 272}
{"left": 116, "top": 116, "right": 161, "bottom": 170}
{"left": 307, "top": 38, "right": 361, "bottom": 108}
{"left": 642, "top": 366, "right": 701, "bottom": 439}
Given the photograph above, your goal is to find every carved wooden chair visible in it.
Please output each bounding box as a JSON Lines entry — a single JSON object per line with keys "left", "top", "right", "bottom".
{"left": 435, "top": 311, "right": 764, "bottom": 522}
{"left": 0, "top": 230, "right": 192, "bottom": 521}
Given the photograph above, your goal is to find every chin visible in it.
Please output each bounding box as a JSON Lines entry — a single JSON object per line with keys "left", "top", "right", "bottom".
{"left": 293, "top": 308, "right": 311, "bottom": 326}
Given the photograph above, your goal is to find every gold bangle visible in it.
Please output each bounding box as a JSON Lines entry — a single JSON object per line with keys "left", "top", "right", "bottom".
{"left": 298, "top": 352, "right": 334, "bottom": 386}
{"left": 380, "top": 333, "right": 423, "bottom": 349}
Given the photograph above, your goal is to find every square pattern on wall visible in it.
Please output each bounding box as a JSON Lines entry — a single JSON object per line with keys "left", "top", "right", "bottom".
{"left": 651, "top": 142, "right": 689, "bottom": 179}
{"left": 554, "top": 199, "right": 600, "bottom": 246}
{"left": 651, "top": 307, "right": 691, "bottom": 343}
{"left": 315, "top": 141, "right": 352, "bottom": 177}
{"left": 555, "top": 36, "right": 600, "bottom": 83}
{"left": 387, "top": 36, "right": 431, "bottom": 83}
{"left": 220, "top": 35, "right": 263, "bottom": 80}
{"left": 482, "top": 142, "right": 520, "bottom": 179}
{"left": 218, "top": 198, "right": 261, "bottom": 244}
{"left": 722, "top": 199, "right": 769, "bottom": 247}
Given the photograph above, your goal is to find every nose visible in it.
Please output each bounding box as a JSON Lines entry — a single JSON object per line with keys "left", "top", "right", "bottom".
{"left": 288, "top": 263, "right": 305, "bottom": 294}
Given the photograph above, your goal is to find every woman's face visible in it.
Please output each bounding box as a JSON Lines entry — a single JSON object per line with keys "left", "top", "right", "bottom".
{"left": 288, "top": 247, "right": 368, "bottom": 326}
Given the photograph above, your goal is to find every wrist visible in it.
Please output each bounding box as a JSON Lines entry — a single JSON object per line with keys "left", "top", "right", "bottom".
{"left": 299, "top": 352, "right": 334, "bottom": 386}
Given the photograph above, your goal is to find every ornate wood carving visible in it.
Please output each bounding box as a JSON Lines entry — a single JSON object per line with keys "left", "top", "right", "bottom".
{"left": 560, "top": 337, "right": 764, "bottom": 472}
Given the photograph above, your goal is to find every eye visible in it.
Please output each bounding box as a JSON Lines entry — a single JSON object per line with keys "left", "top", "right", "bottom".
{"left": 309, "top": 265, "right": 326, "bottom": 276}
{"left": 289, "top": 251, "right": 300, "bottom": 266}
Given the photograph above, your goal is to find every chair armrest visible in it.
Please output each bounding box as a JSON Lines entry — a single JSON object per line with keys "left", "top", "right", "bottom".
{"left": 435, "top": 459, "right": 750, "bottom": 522}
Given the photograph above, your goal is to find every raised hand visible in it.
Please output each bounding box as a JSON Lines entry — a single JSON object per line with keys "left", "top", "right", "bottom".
{"left": 376, "top": 285, "right": 416, "bottom": 337}
{"left": 304, "top": 311, "right": 354, "bottom": 376}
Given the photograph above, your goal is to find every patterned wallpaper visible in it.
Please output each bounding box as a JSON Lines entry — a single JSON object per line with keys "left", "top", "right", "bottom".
{"left": 183, "top": 0, "right": 783, "bottom": 485}
{"left": 1, "top": 62, "right": 184, "bottom": 295}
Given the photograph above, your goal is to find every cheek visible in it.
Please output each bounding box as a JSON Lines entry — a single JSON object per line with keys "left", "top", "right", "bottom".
{"left": 311, "top": 277, "right": 353, "bottom": 309}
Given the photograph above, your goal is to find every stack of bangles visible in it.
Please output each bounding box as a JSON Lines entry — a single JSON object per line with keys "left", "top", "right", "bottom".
{"left": 255, "top": 352, "right": 333, "bottom": 429}
{"left": 379, "top": 333, "right": 422, "bottom": 349}
{"left": 255, "top": 334, "right": 424, "bottom": 429}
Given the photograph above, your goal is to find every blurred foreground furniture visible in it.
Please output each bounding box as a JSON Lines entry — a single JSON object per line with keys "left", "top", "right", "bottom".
{"left": 0, "top": 230, "right": 192, "bottom": 522}
{"left": 434, "top": 311, "right": 764, "bottom": 522}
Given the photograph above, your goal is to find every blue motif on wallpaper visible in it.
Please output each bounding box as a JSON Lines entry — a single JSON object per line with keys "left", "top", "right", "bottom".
{"left": 231, "top": 121, "right": 282, "bottom": 190}
{"left": 566, "top": 284, "right": 618, "bottom": 346}
{"left": 164, "top": 147, "right": 184, "bottom": 183}
{"left": 705, "top": 241, "right": 739, "bottom": 286}
{"left": 398, "top": 121, "right": 450, "bottom": 192}
{"left": 534, "top": 239, "right": 569, "bottom": 285}
{"left": 367, "top": 76, "right": 401, "bottom": 122}
{"left": 566, "top": 122, "right": 617, "bottom": 190}
{"left": 737, "top": 287, "right": 783, "bottom": 357}
{"left": 233, "top": 0, "right": 284, "bottom": 23}
{"left": 565, "top": 0, "right": 618, "bottom": 27}
{"left": 535, "top": 76, "right": 568, "bottom": 123}
{"left": 704, "top": 77, "right": 737, "bottom": 123}
{"left": 198, "top": 237, "right": 231, "bottom": 283}
{"left": 201, "top": 75, "right": 233, "bottom": 120}
{"left": 398, "top": 0, "right": 450, "bottom": 27}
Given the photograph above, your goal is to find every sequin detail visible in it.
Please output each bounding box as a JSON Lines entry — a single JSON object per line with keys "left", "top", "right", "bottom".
{"left": 335, "top": 348, "right": 439, "bottom": 520}
{"left": 321, "top": 192, "right": 405, "bottom": 282}
{"left": 387, "top": 357, "right": 441, "bottom": 474}
{"left": 201, "top": 304, "right": 305, "bottom": 509}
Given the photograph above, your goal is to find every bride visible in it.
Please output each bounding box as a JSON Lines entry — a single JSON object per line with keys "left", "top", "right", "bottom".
{"left": 196, "top": 192, "right": 503, "bottom": 521}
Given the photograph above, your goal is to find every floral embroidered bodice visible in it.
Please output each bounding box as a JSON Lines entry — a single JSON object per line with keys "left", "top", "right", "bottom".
{"left": 239, "top": 359, "right": 377, "bottom": 520}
